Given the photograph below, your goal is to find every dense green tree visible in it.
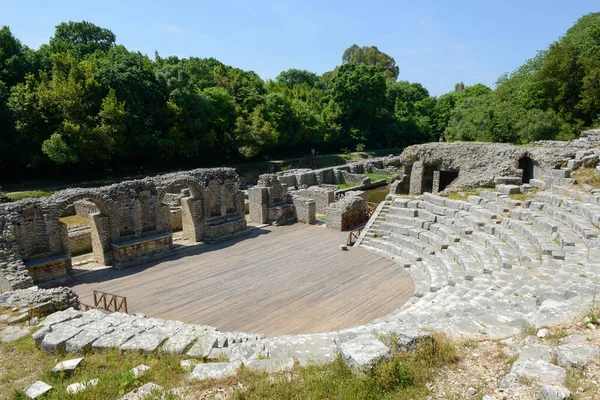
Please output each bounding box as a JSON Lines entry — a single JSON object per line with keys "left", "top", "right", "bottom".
{"left": 47, "top": 21, "right": 116, "bottom": 59}
{"left": 342, "top": 44, "right": 399, "bottom": 81}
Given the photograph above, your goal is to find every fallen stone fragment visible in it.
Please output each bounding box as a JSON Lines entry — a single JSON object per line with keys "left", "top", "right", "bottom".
{"left": 25, "top": 381, "right": 52, "bottom": 398}
{"left": 537, "top": 328, "right": 550, "bottom": 338}
{"left": 130, "top": 364, "right": 150, "bottom": 379}
{"left": 185, "top": 334, "right": 217, "bottom": 359}
{"left": 512, "top": 360, "right": 567, "bottom": 386}
{"left": 516, "top": 345, "right": 554, "bottom": 363}
{"left": 66, "top": 378, "right": 99, "bottom": 394}
{"left": 537, "top": 385, "right": 572, "bottom": 400}
{"left": 52, "top": 357, "right": 84, "bottom": 373}
{"left": 120, "top": 382, "right": 164, "bottom": 400}
{"left": 0, "top": 326, "right": 30, "bottom": 342}
{"left": 555, "top": 344, "right": 600, "bottom": 369}
{"left": 339, "top": 334, "right": 390, "bottom": 369}
{"left": 188, "top": 362, "right": 239, "bottom": 381}
{"left": 246, "top": 357, "right": 295, "bottom": 373}
{"left": 180, "top": 359, "right": 195, "bottom": 371}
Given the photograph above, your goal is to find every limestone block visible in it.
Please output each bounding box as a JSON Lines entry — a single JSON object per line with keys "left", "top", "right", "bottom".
{"left": 537, "top": 385, "right": 571, "bottom": 400}
{"left": 120, "top": 382, "right": 164, "bottom": 400}
{"left": 121, "top": 332, "right": 167, "bottom": 353}
{"left": 555, "top": 344, "right": 600, "bottom": 369}
{"left": 66, "top": 379, "right": 99, "bottom": 394}
{"left": 496, "top": 184, "right": 520, "bottom": 195}
{"left": 340, "top": 334, "right": 390, "bottom": 369}
{"left": 188, "top": 362, "right": 239, "bottom": 381}
{"left": 42, "top": 324, "right": 84, "bottom": 353}
{"left": 52, "top": 357, "right": 84, "bottom": 373}
{"left": 186, "top": 334, "right": 218, "bottom": 359}
{"left": 246, "top": 357, "right": 295, "bottom": 372}
{"left": 25, "top": 381, "right": 52, "bottom": 398}
{"left": 293, "top": 197, "right": 316, "bottom": 224}
{"left": 130, "top": 364, "right": 151, "bottom": 378}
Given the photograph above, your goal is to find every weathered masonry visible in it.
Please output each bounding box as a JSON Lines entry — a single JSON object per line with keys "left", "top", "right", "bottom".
{"left": 396, "top": 134, "right": 600, "bottom": 195}
{"left": 0, "top": 168, "right": 247, "bottom": 292}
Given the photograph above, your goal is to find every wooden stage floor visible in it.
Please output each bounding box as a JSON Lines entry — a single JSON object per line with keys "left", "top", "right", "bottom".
{"left": 69, "top": 224, "right": 414, "bottom": 336}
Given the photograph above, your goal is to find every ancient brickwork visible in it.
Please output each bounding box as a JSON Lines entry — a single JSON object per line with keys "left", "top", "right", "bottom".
{"left": 400, "top": 141, "right": 597, "bottom": 194}
{"left": 294, "top": 186, "right": 335, "bottom": 214}
{"left": 248, "top": 174, "right": 295, "bottom": 225}
{"left": 325, "top": 194, "right": 367, "bottom": 230}
{"left": 67, "top": 226, "right": 92, "bottom": 255}
{"left": 0, "top": 168, "right": 247, "bottom": 292}
{"left": 292, "top": 197, "right": 316, "bottom": 224}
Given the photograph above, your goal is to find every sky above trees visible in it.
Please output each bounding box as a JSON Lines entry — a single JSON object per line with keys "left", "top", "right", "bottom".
{"left": 2, "top": 0, "right": 598, "bottom": 96}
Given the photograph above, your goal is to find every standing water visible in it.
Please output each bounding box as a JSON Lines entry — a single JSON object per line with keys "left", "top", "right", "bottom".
{"left": 365, "top": 184, "right": 391, "bottom": 203}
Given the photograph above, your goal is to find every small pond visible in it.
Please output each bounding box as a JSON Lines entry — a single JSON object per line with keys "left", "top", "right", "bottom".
{"left": 365, "top": 184, "right": 390, "bottom": 203}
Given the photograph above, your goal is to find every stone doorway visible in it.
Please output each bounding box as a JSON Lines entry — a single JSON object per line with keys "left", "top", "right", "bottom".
{"left": 519, "top": 156, "right": 534, "bottom": 184}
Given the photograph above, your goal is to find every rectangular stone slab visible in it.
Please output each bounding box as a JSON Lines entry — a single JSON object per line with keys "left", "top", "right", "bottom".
{"left": 66, "top": 326, "right": 115, "bottom": 353}
{"left": 120, "top": 332, "right": 167, "bottom": 353}
{"left": 42, "top": 325, "right": 84, "bottom": 353}
{"left": 186, "top": 334, "right": 218, "bottom": 360}
{"left": 91, "top": 326, "right": 143, "bottom": 351}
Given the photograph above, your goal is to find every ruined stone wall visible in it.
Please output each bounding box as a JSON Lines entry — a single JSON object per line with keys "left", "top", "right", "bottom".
{"left": 68, "top": 226, "right": 92, "bottom": 255}
{"left": 340, "top": 170, "right": 370, "bottom": 186}
{"left": 292, "top": 197, "right": 316, "bottom": 224}
{"left": 0, "top": 167, "right": 247, "bottom": 292}
{"left": 325, "top": 195, "right": 367, "bottom": 231}
{"left": 294, "top": 186, "right": 335, "bottom": 214}
{"left": 399, "top": 141, "right": 595, "bottom": 194}
{"left": 74, "top": 200, "right": 99, "bottom": 218}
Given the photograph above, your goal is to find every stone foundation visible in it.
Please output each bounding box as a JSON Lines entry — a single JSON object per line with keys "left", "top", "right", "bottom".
{"left": 325, "top": 195, "right": 367, "bottom": 231}
{"left": 25, "top": 255, "right": 72, "bottom": 285}
{"left": 111, "top": 232, "right": 173, "bottom": 268}
{"left": 293, "top": 197, "right": 316, "bottom": 224}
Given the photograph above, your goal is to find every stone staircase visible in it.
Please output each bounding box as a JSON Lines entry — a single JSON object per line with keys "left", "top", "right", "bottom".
{"left": 360, "top": 184, "right": 600, "bottom": 339}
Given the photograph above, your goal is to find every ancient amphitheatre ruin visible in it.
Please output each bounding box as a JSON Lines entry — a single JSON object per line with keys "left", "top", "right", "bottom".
{"left": 3, "top": 129, "right": 600, "bottom": 393}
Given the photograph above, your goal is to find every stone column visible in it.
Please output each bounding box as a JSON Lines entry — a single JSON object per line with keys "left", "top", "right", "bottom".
{"left": 432, "top": 170, "right": 441, "bottom": 194}
{"left": 409, "top": 160, "right": 424, "bottom": 195}
{"left": 155, "top": 204, "right": 172, "bottom": 233}
{"left": 132, "top": 199, "right": 143, "bottom": 237}
{"left": 89, "top": 213, "right": 112, "bottom": 266}
{"left": 248, "top": 187, "right": 269, "bottom": 224}
{"left": 181, "top": 197, "right": 204, "bottom": 243}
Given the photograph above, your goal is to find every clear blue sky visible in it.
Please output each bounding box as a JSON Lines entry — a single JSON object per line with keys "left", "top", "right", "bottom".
{"left": 2, "top": 0, "right": 598, "bottom": 95}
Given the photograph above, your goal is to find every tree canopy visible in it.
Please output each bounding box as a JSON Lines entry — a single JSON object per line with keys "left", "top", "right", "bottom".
{"left": 0, "top": 14, "right": 599, "bottom": 182}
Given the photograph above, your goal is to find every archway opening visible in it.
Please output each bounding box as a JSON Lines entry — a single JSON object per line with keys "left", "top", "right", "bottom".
{"left": 519, "top": 156, "right": 534, "bottom": 184}
{"left": 422, "top": 165, "right": 435, "bottom": 193}
{"left": 59, "top": 201, "right": 96, "bottom": 265}
{"left": 439, "top": 170, "right": 459, "bottom": 192}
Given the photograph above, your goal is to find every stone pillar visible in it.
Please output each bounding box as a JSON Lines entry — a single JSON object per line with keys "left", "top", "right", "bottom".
{"left": 248, "top": 187, "right": 269, "bottom": 224}
{"left": 89, "top": 213, "right": 112, "bottom": 266}
{"left": 432, "top": 170, "right": 441, "bottom": 194}
{"left": 409, "top": 161, "right": 424, "bottom": 195}
{"left": 155, "top": 204, "right": 172, "bottom": 233}
{"left": 133, "top": 199, "right": 143, "bottom": 237}
{"left": 45, "top": 216, "right": 64, "bottom": 255}
{"left": 181, "top": 196, "right": 204, "bottom": 243}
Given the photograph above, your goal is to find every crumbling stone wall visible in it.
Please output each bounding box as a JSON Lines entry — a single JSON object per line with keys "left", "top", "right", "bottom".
{"left": 325, "top": 194, "right": 367, "bottom": 231}
{"left": 292, "top": 197, "right": 316, "bottom": 224}
{"left": 400, "top": 141, "right": 596, "bottom": 194}
{"left": 248, "top": 174, "right": 296, "bottom": 225}
{"left": 0, "top": 287, "right": 79, "bottom": 316}
{"left": 294, "top": 186, "right": 335, "bottom": 214}
{"left": 68, "top": 226, "right": 92, "bottom": 255}
{"left": 0, "top": 168, "right": 247, "bottom": 292}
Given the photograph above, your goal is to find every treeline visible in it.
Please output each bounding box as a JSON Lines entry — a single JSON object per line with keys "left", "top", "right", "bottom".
{"left": 444, "top": 12, "right": 600, "bottom": 143}
{"left": 1, "top": 13, "right": 599, "bottom": 182}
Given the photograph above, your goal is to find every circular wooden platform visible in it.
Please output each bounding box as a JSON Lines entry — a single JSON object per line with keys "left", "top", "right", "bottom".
{"left": 70, "top": 224, "right": 414, "bottom": 336}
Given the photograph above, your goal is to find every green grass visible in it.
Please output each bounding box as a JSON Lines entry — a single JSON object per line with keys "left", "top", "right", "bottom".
{"left": 229, "top": 332, "right": 458, "bottom": 400}
{"left": 571, "top": 167, "right": 600, "bottom": 189}
{"left": 337, "top": 183, "right": 359, "bottom": 190}
{"left": 59, "top": 215, "right": 90, "bottom": 227}
{"left": 444, "top": 189, "right": 482, "bottom": 200}
{"left": 508, "top": 189, "right": 539, "bottom": 201}
{"left": 5, "top": 191, "right": 55, "bottom": 202}
{"left": 4, "top": 335, "right": 188, "bottom": 400}
{"left": 364, "top": 172, "right": 397, "bottom": 183}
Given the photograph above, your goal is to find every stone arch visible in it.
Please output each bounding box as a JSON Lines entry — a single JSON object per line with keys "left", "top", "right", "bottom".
{"left": 156, "top": 176, "right": 205, "bottom": 243}
{"left": 156, "top": 176, "right": 204, "bottom": 204}
{"left": 518, "top": 153, "right": 535, "bottom": 184}
{"left": 46, "top": 190, "right": 117, "bottom": 267}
